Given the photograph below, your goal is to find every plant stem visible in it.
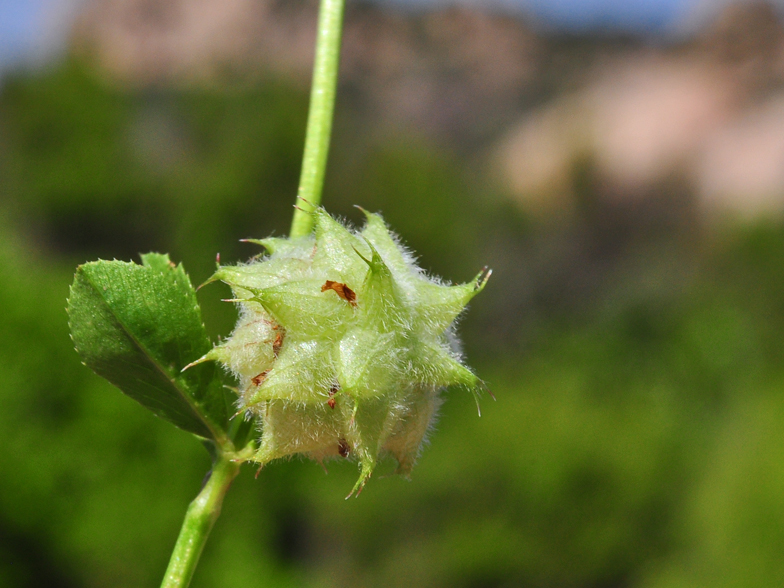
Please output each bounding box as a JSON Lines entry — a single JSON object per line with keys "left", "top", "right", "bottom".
{"left": 290, "top": 0, "right": 346, "bottom": 238}
{"left": 160, "top": 455, "right": 241, "bottom": 588}
{"left": 161, "top": 1, "right": 347, "bottom": 583}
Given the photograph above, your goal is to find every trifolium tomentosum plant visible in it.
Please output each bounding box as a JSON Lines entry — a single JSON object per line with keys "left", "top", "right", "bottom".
{"left": 189, "top": 206, "right": 491, "bottom": 497}
{"left": 66, "top": 0, "right": 492, "bottom": 584}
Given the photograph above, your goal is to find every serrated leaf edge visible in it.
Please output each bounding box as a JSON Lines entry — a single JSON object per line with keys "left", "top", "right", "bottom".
{"left": 72, "top": 261, "right": 230, "bottom": 446}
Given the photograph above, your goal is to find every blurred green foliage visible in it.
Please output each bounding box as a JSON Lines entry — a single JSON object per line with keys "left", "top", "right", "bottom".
{"left": 0, "top": 59, "right": 783, "bottom": 588}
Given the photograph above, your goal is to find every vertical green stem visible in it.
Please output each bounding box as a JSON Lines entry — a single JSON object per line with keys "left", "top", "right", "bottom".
{"left": 160, "top": 456, "right": 241, "bottom": 588}
{"left": 290, "top": 0, "right": 347, "bottom": 238}
{"left": 161, "top": 2, "right": 346, "bottom": 584}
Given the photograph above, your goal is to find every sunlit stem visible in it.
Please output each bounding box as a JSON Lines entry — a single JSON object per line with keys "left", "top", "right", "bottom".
{"left": 290, "top": 0, "right": 346, "bottom": 238}
{"left": 160, "top": 455, "right": 241, "bottom": 588}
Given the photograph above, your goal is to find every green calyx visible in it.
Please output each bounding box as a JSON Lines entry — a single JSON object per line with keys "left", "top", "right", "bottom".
{"left": 197, "top": 207, "right": 490, "bottom": 497}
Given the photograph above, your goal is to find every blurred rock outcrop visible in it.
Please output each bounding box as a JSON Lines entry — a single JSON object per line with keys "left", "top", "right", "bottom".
{"left": 72, "top": 0, "right": 539, "bottom": 142}
{"left": 70, "top": 0, "right": 784, "bottom": 218}
{"left": 496, "top": 56, "right": 739, "bottom": 209}
{"left": 496, "top": 1, "right": 784, "bottom": 219}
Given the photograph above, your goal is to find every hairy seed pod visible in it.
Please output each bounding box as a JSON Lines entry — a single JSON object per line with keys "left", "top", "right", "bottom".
{"left": 195, "top": 208, "right": 490, "bottom": 497}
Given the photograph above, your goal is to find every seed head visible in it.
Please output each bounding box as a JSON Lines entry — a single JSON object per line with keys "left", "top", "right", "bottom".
{"left": 198, "top": 208, "right": 490, "bottom": 497}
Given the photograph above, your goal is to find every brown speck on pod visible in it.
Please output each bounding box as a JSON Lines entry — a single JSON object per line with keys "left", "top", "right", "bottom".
{"left": 321, "top": 280, "right": 357, "bottom": 306}
{"left": 272, "top": 332, "right": 284, "bottom": 356}
{"left": 338, "top": 438, "right": 350, "bottom": 457}
{"left": 327, "top": 383, "right": 339, "bottom": 409}
{"left": 251, "top": 371, "right": 268, "bottom": 386}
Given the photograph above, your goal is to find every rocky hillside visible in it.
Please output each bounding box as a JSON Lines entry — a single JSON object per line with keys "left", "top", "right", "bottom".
{"left": 495, "top": 1, "right": 784, "bottom": 218}
{"left": 72, "top": 0, "right": 539, "bottom": 143}
{"left": 71, "top": 0, "right": 784, "bottom": 216}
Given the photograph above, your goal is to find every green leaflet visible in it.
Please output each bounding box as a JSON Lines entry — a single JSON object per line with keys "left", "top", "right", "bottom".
{"left": 68, "top": 253, "right": 231, "bottom": 444}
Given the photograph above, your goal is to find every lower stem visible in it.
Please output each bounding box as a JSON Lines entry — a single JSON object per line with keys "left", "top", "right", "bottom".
{"left": 160, "top": 455, "right": 241, "bottom": 588}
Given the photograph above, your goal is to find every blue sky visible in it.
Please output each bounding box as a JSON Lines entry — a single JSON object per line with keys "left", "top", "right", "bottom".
{"left": 517, "top": 0, "right": 690, "bottom": 31}
{"left": 0, "top": 0, "right": 750, "bottom": 69}
{"left": 0, "top": 0, "right": 43, "bottom": 62}
{"left": 0, "top": 0, "right": 71, "bottom": 68}
{"left": 388, "top": 0, "right": 696, "bottom": 31}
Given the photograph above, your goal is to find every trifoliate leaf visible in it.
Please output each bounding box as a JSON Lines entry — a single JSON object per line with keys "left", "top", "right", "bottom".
{"left": 68, "top": 254, "right": 231, "bottom": 443}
